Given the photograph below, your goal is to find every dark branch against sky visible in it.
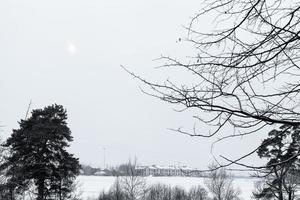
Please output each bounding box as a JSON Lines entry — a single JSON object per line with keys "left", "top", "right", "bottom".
{"left": 0, "top": 0, "right": 266, "bottom": 169}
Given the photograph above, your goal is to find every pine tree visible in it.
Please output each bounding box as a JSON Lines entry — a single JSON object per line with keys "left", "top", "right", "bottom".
{"left": 254, "top": 125, "right": 300, "bottom": 200}
{"left": 1, "top": 104, "right": 80, "bottom": 200}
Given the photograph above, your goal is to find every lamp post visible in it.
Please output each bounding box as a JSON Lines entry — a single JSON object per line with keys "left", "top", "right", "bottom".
{"left": 103, "top": 147, "right": 106, "bottom": 169}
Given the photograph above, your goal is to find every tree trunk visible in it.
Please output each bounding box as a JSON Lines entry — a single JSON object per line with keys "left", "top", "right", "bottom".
{"left": 276, "top": 178, "right": 284, "bottom": 200}
{"left": 10, "top": 187, "right": 14, "bottom": 200}
{"left": 288, "top": 189, "right": 293, "bottom": 200}
{"left": 59, "top": 179, "right": 62, "bottom": 200}
{"left": 278, "top": 186, "right": 283, "bottom": 200}
{"left": 37, "top": 178, "right": 45, "bottom": 200}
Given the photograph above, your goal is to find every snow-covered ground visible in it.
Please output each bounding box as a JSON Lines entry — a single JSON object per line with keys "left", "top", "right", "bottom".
{"left": 77, "top": 175, "right": 257, "bottom": 200}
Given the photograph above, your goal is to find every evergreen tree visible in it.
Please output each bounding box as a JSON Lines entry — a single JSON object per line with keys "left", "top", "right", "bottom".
{"left": 1, "top": 104, "right": 80, "bottom": 200}
{"left": 254, "top": 125, "right": 300, "bottom": 200}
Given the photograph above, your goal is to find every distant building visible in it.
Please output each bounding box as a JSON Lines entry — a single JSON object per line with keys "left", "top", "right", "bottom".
{"left": 94, "top": 170, "right": 107, "bottom": 176}
{"left": 136, "top": 165, "right": 204, "bottom": 177}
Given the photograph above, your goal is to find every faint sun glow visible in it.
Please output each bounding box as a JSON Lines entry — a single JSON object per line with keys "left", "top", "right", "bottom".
{"left": 65, "top": 41, "right": 78, "bottom": 56}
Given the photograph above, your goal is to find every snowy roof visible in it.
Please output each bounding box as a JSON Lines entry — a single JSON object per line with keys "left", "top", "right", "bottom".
{"left": 95, "top": 171, "right": 106, "bottom": 175}
{"left": 137, "top": 165, "right": 200, "bottom": 171}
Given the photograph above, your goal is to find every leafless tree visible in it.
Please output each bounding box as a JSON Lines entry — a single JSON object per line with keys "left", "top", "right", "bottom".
{"left": 188, "top": 186, "right": 210, "bottom": 200}
{"left": 107, "top": 177, "right": 125, "bottom": 200}
{"left": 146, "top": 183, "right": 172, "bottom": 200}
{"left": 205, "top": 163, "right": 241, "bottom": 200}
{"left": 125, "top": 0, "right": 300, "bottom": 169}
{"left": 119, "top": 160, "right": 148, "bottom": 200}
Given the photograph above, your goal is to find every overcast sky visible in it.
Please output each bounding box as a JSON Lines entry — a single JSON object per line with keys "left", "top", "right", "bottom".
{"left": 0, "top": 0, "right": 266, "bottom": 169}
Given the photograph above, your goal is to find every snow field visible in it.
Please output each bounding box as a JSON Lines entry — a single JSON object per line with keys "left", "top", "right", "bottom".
{"left": 77, "top": 176, "right": 257, "bottom": 200}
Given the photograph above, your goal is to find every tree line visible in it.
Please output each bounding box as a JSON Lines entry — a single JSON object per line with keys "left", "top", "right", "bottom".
{"left": 97, "top": 161, "right": 241, "bottom": 200}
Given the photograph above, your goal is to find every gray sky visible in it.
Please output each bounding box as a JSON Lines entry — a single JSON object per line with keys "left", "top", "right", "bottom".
{"left": 0, "top": 0, "right": 265, "bottom": 169}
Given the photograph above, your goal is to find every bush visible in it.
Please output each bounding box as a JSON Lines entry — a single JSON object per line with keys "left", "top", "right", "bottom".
{"left": 98, "top": 181, "right": 210, "bottom": 200}
{"left": 188, "top": 186, "right": 210, "bottom": 200}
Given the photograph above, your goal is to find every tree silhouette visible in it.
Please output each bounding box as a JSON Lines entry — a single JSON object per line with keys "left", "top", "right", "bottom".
{"left": 1, "top": 104, "right": 80, "bottom": 200}
{"left": 125, "top": 0, "right": 300, "bottom": 169}
{"left": 254, "top": 125, "right": 300, "bottom": 200}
